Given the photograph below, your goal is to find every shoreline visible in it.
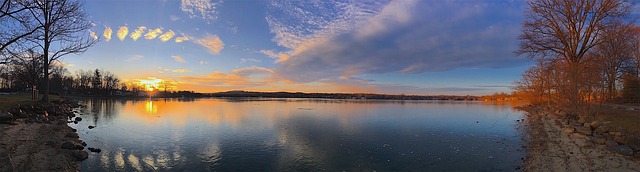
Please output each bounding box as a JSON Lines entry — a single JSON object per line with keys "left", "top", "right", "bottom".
{"left": 0, "top": 98, "right": 86, "bottom": 172}
{"left": 519, "top": 106, "right": 640, "bottom": 171}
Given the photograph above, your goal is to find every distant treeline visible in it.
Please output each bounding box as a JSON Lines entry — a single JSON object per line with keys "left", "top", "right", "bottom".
{"left": 207, "top": 90, "right": 478, "bottom": 101}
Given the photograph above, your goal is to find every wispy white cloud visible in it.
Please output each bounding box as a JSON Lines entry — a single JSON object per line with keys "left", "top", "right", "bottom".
{"left": 180, "top": 0, "right": 221, "bottom": 23}
{"left": 196, "top": 35, "right": 224, "bottom": 54}
{"left": 199, "top": 61, "right": 208, "bottom": 64}
{"left": 171, "top": 55, "right": 186, "bottom": 63}
{"left": 130, "top": 26, "right": 147, "bottom": 41}
{"left": 117, "top": 26, "right": 128, "bottom": 41}
{"left": 240, "top": 58, "right": 261, "bottom": 63}
{"left": 232, "top": 66, "right": 274, "bottom": 76}
{"left": 169, "top": 15, "right": 180, "bottom": 21}
{"left": 127, "top": 55, "right": 144, "bottom": 62}
{"left": 103, "top": 27, "right": 113, "bottom": 41}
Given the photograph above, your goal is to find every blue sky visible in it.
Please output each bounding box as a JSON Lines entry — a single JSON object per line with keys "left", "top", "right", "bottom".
{"left": 63, "top": 0, "right": 531, "bottom": 95}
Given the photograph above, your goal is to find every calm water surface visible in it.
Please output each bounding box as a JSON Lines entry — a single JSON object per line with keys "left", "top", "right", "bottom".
{"left": 70, "top": 98, "right": 525, "bottom": 171}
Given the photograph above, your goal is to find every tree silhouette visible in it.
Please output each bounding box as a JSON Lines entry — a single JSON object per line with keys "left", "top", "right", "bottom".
{"left": 25, "top": 0, "right": 97, "bottom": 102}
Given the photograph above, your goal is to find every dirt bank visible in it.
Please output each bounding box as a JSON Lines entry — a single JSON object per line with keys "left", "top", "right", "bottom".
{"left": 521, "top": 107, "right": 640, "bottom": 171}
{"left": 0, "top": 99, "right": 86, "bottom": 172}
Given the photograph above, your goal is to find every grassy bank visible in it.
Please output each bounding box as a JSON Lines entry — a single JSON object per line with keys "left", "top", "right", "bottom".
{"left": 0, "top": 93, "right": 61, "bottom": 110}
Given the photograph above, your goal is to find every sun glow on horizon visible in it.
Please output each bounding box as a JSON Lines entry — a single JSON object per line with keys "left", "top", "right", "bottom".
{"left": 138, "top": 78, "right": 163, "bottom": 91}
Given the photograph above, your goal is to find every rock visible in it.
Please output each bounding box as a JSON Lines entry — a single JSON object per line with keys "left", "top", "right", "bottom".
{"left": 608, "top": 145, "right": 634, "bottom": 156}
{"left": 61, "top": 141, "right": 84, "bottom": 150}
{"left": 575, "top": 139, "right": 594, "bottom": 148}
{"left": 0, "top": 112, "right": 13, "bottom": 123}
{"left": 576, "top": 127, "right": 593, "bottom": 136}
{"left": 571, "top": 133, "right": 586, "bottom": 139}
{"left": 563, "top": 128, "right": 575, "bottom": 134}
{"left": 81, "top": 141, "right": 87, "bottom": 146}
{"left": 88, "top": 147, "right": 101, "bottom": 153}
{"left": 595, "top": 125, "right": 610, "bottom": 134}
{"left": 65, "top": 132, "right": 79, "bottom": 138}
{"left": 593, "top": 137, "right": 607, "bottom": 145}
{"left": 88, "top": 125, "right": 95, "bottom": 129}
{"left": 590, "top": 121, "right": 601, "bottom": 129}
{"left": 75, "top": 117, "right": 82, "bottom": 122}
{"left": 606, "top": 140, "right": 619, "bottom": 147}
{"left": 583, "top": 123, "right": 592, "bottom": 129}
{"left": 70, "top": 150, "right": 89, "bottom": 161}
{"left": 614, "top": 135, "right": 625, "bottom": 143}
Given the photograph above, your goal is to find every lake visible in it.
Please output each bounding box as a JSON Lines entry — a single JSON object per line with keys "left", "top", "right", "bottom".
{"left": 69, "top": 98, "right": 525, "bottom": 171}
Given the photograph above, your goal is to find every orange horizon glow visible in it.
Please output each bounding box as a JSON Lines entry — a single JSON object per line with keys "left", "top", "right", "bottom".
{"left": 138, "top": 78, "right": 163, "bottom": 92}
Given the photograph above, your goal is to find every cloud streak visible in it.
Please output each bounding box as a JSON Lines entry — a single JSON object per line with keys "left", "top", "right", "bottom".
{"left": 130, "top": 26, "right": 146, "bottom": 41}
{"left": 197, "top": 35, "right": 224, "bottom": 54}
{"left": 159, "top": 30, "right": 175, "bottom": 42}
{"left": 271, "top": 0, "right": 525, "bottom": 82}
{"left": 144, "top": 28, "right": 163, "bottom": 40}
{"left": 171, "top": 55, "right": 186, "bottom": 63}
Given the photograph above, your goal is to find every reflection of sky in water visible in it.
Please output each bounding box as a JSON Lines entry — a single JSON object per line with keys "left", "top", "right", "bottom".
{"left": 72, "top": 98, "right": 525, "bottom": 171}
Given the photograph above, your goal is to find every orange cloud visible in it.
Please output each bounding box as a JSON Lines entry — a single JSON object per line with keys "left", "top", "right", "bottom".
{"left": 103, "top": 27, "right": 113, "bottom": 41}
{"left": 171, "top": 56, "right": 186, "bottom": 63}
{"left": 144, "top": 28, "right": 163, "bottom": 40}
{"left": 196, "top": 35, "right": 224, "bottom": 54}
{"left": 51, "top": 61, "right": 75, "bottom": 67}
{"left": 130, "top": 26, "right": 147, "bottom": 41}
{"left": 89, "top": 31, "right": 98, "bottom": 40}
{"left": 260, "top": 49, "right": 289, "bottom": 63}
{"left": 117, "top": 26, "right": 128, "bottom": 41}
{"left": 159, "top": 30, "right": 175, "bottom": 42}
{"left": 172, "top": 69, "right": 188, "bottom": 73}
{"left": 175, "top": 34, "right": 190, "bottom": 43}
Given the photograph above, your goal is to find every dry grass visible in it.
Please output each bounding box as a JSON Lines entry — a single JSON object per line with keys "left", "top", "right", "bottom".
{"left": 598, "top": 107, "right": 640, "bottom": 150}
{"left": 0, "top": 94, "right": 61, "bottom": 111}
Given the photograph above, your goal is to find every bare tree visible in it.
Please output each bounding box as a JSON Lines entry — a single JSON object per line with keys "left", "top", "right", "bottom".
{"left": 25, "top": 0, "right": 97, "bottom": 102}
{"left": 517, "top": 0, "right": 632, "bottom": 120}
{"left": 0, "top": 0, "right": 40, "bottom": 56}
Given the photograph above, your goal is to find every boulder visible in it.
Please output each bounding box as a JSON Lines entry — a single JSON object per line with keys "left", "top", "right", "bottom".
{"left": 61, "top": 141, "right": 84, "bottom": 150}
{"left": 595, "top": 125, "right": 610, "bottom": 134}
{"left": 606, "top": 140, "right": 619, "bottom": 147}
{"left": 65, "top": 132, "right": 79, "bottom": 139}
{"left": 576, "top": 127, "right": 593, "bottom": 136}
{"left": 75, "top": 117, "right": 82, "bottom": 122}
{"left": 575, "top": 139, "right": 594, "bottom": 148}
{"left": 608, "top": 145, "right": 634, "bottom": 156}
{"left": 70, "top": 150, "right": 89, "bottom": 161}
{"left": 563, "top": 128, "right": 575, "bottom": 134}
{"left": 614, "top": 135, "right": 625, "bottom": 143}
{"left": 571, "top": 133, "right": 586, "bottom": 139}
{"left": 88, "top": 147, "right": 101, "bottom": 153}
{"left": 0, "top": 112, "right": 13, "bottom": 123}
{"left": 88, "top": 125, "right": 95, "bottom": 129}
{"left": 593, "top": 137, "right": 607, "bottom": 145}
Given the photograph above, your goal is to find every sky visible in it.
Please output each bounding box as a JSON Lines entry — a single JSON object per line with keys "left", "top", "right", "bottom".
{"left": 62, "top": 0, "right": 532, "bottom": 96}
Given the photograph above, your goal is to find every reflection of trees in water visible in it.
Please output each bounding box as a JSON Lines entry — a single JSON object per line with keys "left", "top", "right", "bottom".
{"left": 87, "top": 99, "right": 120, "bottom": 125}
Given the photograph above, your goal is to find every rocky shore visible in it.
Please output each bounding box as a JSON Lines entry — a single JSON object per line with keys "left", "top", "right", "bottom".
{"left": 0, "top": 99, "right": 87, "bottom": 171}
{"left": 519, "top": 106, "right": 640, "bottom": 171}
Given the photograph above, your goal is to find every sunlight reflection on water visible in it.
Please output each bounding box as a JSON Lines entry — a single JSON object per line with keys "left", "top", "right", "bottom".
{"left": 72, "top": 98, "right": 525, "bottom": 171}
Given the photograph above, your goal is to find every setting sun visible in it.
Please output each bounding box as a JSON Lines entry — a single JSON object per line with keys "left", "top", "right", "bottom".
{"left": 138, "top": 78, "right": 163, "bottom": 92}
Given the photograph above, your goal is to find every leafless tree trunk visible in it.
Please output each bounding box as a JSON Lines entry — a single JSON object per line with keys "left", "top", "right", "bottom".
{"left": 25, "top": 0, "right": 97, "bottom": 102}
